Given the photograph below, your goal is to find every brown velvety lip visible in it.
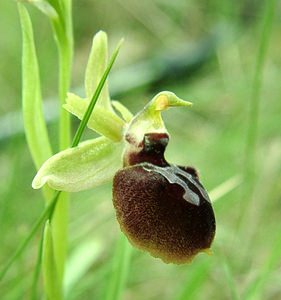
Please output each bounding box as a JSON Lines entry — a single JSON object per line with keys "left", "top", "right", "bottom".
{"left": 113, "top": 165, "right": 216, "bottom": 264}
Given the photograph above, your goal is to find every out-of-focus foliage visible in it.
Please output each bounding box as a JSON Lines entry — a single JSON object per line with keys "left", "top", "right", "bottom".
{"left": 0, "top": 0, "right": 281, "bottom": 299}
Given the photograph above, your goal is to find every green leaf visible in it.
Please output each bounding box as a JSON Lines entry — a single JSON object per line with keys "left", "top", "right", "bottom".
{"left": 18, "top": 3, "right": 53, "bottom": 170}
{"left": 85, "top": 31, "right": 111, "bottom": 110}
{"left": 64, "top": 93, "right": 125, "bottom": 141}
{"left": 32, "top": 137, "right": 123, "bottom": 192}
{"left": 42, "top": 220, "right": 62, "bottom": 300}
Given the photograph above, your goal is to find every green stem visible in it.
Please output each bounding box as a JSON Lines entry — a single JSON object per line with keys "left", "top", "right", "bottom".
{"left": 51, "top": 39, "right": 73, "bottom": 294}
{"left": 51, "top": 193, "right": 69, "bottom": 288}
{"left": 49, "top": 2, "right": 74, "bottom": 290}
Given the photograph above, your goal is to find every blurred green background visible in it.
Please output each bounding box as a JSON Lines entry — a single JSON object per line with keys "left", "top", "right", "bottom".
{"left": 1, "top": 0, "right": 281, "bottom": 299}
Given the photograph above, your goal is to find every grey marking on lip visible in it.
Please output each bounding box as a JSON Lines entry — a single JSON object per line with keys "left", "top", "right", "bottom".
{"left": 142, "top": 163, "right": 210, "bottom": 206}
{"left": 172, "top": 165, "right": 211, "bottom": 203}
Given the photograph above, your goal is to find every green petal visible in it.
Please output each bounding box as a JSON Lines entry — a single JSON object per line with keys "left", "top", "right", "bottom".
{"left": 85, "top": 31, "right": 112, "bottom": 111}
{"left": 112, "top": 100, "right": 133, "bottom": 123}
{"left": 64, "top": 93, "right": 125, "bottom": 141}
{"left": 32, "top": 137, "right": 123, "bottom": 192}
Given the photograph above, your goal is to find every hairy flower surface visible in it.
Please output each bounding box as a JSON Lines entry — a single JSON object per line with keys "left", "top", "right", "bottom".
{"left": 113, "top": 131, "right": 215, "bottom": 263}
{"left": 33, "top": 31, "right": 216, "bottom": 263}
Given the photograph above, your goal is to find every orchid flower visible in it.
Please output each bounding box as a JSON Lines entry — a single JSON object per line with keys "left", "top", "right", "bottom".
{"left": 32, "top": 31, "right": 216, "bottom": 264}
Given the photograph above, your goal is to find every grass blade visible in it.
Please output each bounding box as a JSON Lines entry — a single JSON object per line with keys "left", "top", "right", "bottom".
{"left": 104, "top": 234, "right": 132, "bottom": 300}
{"left": 210, "top": 175, "right": 242, "bottom": 203}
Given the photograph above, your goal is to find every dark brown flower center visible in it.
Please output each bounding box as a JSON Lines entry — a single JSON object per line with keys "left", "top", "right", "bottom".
{"left": 124, "top": 132, "right": 169, "bottom": 167}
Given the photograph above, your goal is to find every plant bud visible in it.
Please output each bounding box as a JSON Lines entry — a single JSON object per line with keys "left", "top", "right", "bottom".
{"left": 113, "top": 133, "right": 216, "bottom": 264}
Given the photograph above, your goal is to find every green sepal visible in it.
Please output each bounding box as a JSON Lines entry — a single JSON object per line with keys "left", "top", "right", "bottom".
{"left": 64, "top": 93, "right": 125, "bottom": 141}
{"left": 32, "top": 137, "right": 123, "bottom": 192}
{"left": 42, "top": 220, "right": 62, "bottom": 300}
